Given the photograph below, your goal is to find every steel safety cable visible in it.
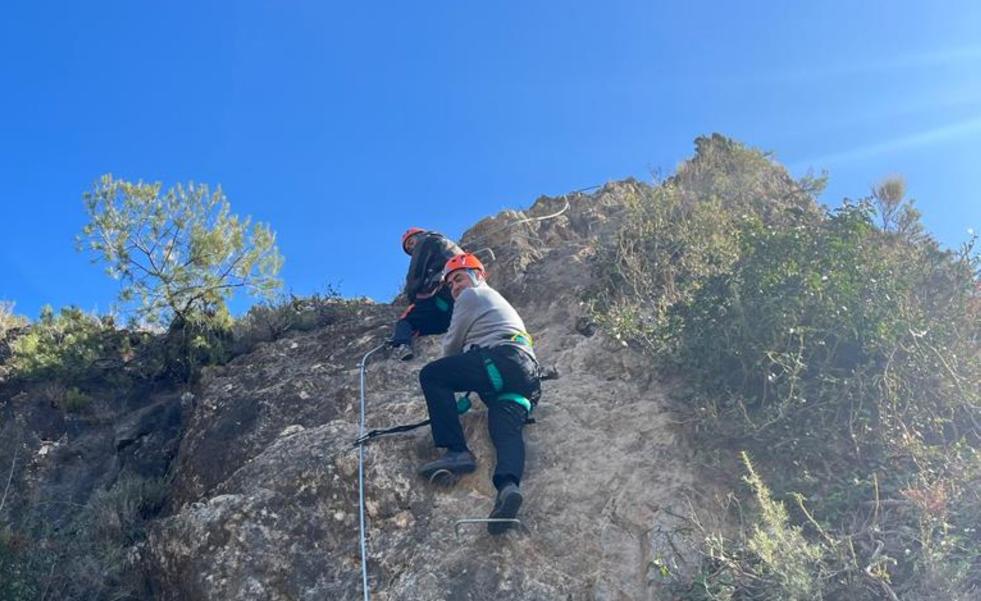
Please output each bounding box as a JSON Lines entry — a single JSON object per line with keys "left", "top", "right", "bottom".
{"left": 356, "top": 342, "right": 386, "bottom": 601}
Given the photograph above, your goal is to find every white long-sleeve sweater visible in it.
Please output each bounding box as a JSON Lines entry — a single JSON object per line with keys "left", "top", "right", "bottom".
{"left": 441, "top": 284, "right": 535, "bottom": 360}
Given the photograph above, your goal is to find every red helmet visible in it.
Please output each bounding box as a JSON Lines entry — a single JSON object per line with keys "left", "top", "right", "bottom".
{"left": 443, "top": 253, "right": 485, "bottom": 280}
{"left": 401, "top": 227, "right": 425, "bottom": 254}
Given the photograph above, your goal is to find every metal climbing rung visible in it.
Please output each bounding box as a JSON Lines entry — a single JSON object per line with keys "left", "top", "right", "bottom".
{"left": 453, "top": 518, "right": 524, "bottom": 540}
{"left": 428, "top": 468, "right": 456, "bottom": 485}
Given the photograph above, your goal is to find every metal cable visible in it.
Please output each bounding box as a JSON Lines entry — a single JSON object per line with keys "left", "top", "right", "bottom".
{"left": 461, "top": 198, "right": 572, "bottom": 250}
{"left": 460, "top": 181, "right": 605, "bottom": 250}
{"left": 356, "top": 342, "right": 387, "bottom": 601}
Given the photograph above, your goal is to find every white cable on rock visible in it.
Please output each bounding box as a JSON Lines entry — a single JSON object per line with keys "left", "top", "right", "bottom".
{"left": 356, "top": 342, "right": 386, "bottom": 601}
{"left": 462, "top": 198, "right": 572, "bottom": 250}
{"left": 460, "top": 179, "right": 609, "bottom": 251}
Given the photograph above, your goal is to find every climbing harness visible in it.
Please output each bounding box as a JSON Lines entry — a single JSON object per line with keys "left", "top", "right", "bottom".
{"left": 353, "top": 334, "right": 541, "bottom": 447}
{"left": 508, "top": 331, "right": 534, "bottom": 347}
{"left": 479, "top": 334, "right": 538, "bottom": 414}
{"left": 355, "top": 342, "right": 387, "bottom": 601}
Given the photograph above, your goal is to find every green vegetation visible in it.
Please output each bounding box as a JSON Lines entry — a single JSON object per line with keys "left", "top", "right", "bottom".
{"left": 687, "top": 453, "right": 826, "bottom": 601}
{"left": 5, "top": 175, "right": 289, "bottom": 384}
{"left": 8, "top": 306, "right": 117, "bottom": 382}
{"left": 0, "top": 301, "right": 28, "bottom": 339}
{"left": 588, "top": 134, "right": 980, "bottom": 600}
{"left": 63, "top": 386, "right": 94, "bottom": 412}
{"left": 229, "top": 286, "right": 347, "bottom": 355}
{"left": 2, "top": 305, "right": 168, "bottom": 395}
{"left": 0, "top": 476, "right": 167, "bottom": 601}
{"left": 77, "top": 175, "right": 284, "bottom": 379}
{"left": 0, "top": 301, "right": 29, "bottom": 381}
{"left": 78, "top": 175, "right": 283, "bottom": 327}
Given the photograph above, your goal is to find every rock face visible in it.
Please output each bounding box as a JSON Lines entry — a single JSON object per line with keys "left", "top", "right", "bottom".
{"left": 146, "top": 182, "right": 702, "bottom": 600}
{"left": 0, "top": 382, "right": 182, "bottom": 525}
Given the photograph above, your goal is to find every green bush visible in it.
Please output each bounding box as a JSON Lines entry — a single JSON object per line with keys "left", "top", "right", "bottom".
{"left": 0, "top": 301, "right": 29, "bottom": 381}
{"left": 0, "top": 301, "right": 28, "bottom": 339}
{"left": 0, "top": 533, "right": 40, "bottom": 601}
{"left": 63, "top": 387, "right": 94, "bottom": 412}
{"left": 59, "top": 476, "right": 167, "bottom": 599}
{"left": 683, "top": 453, "right": 827, "bottom": 601}
{"left": 8, "top": 306, "right": 112, "bottom": 382}
{"left": 588, "top": 136, "right": 980, "bottom": 600}
{"left": 230, "top": 287, "right": 346, "bottom": 355}
{"left": 585, "top": 183, "right": 743, "bottom": 353}
{"left": 5, "top": 305, "right": 171, "bottom": 392}
{"left": 0, "top": 476, "right": 167, "bottom": 601}
{"left": 158, "top": 305, "right": 234, "bottom": 382}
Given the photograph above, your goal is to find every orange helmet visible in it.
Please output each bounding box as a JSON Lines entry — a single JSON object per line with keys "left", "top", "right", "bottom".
{"left": 443, "top": 253, "right": 485, "bottom": 280}
{"left": 401, "top": 227, "right": 425, "bottom": 254}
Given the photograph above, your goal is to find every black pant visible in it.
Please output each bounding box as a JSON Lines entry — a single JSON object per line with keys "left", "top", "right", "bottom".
{"left": 391, "top": 288, "right": 454, "bottom": 345}
{"left": 419, "top": 346, "right": 540, "bottom": 490}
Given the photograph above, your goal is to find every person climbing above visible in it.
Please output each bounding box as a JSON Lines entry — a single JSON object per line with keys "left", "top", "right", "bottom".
{"left": 390, "top": 227, "right": 463, "bottom": 361}
{"left": 416, "top": 253, "right": 542, "bottom": 535}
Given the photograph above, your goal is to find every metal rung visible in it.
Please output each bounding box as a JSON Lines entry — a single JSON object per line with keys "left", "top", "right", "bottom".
{"left": 453, "top": 518, "right": 524, "bottom": 540}
{"left": 428, "top": 468, "right": 455, "bottom": 485}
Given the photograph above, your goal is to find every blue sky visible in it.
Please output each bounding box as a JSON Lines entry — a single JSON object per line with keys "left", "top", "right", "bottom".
{"left": 2, "top": 1, "right": 979, "bottom": 320}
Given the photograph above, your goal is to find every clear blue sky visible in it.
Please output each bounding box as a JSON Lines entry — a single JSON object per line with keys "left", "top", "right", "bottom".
{"left": 2, "top": 1, "right": 979, "bottom": 320}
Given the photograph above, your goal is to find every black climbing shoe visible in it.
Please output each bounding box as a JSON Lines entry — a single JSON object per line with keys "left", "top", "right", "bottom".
{"left": 391, "top": 343, "right": 414, "bottom": 362}
{"left": 417, "top": 450, "right": 476, "bottom": 479}
{"left": 487, "top": 482, "right": 523, "bottom": 535}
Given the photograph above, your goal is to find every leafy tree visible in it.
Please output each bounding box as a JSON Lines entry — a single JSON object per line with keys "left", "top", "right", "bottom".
{"left": 78, "top": 174, "right": 283, "bottom": 328}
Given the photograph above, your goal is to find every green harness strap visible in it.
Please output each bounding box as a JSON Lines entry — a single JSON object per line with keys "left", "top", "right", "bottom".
{"left": 482, "top": 356, "right": 532, "bottom": 414}
{"left": 497, "top": 392, "right": 532, "bottom": 414}
{"left": 483, "top": 357, "right": 504, "bottom": 391}
{"left": 435, "top": 296, "right": 450, "bottom": 312}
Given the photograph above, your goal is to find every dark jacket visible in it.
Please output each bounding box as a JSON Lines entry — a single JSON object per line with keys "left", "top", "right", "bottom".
{"left": 403, "top": 232, "right": 463, "bottom": 300}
